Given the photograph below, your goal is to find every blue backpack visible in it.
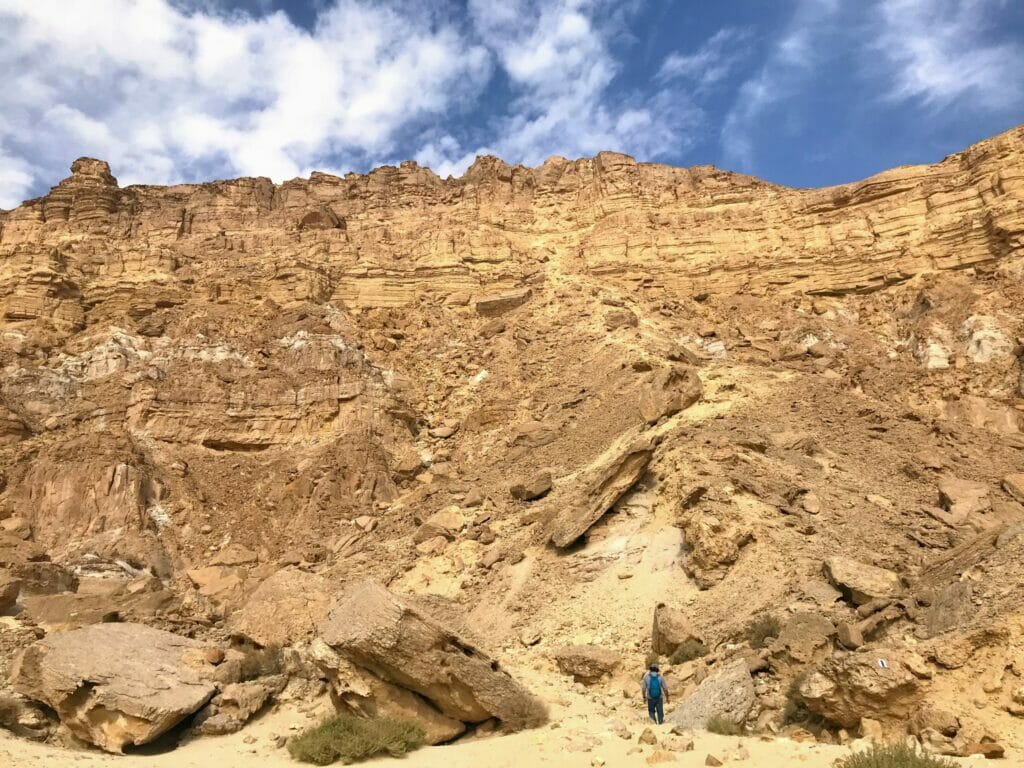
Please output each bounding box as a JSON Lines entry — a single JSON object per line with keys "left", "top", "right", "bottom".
{"left": 648, "top": 673, "right": 662, "bottom": 699}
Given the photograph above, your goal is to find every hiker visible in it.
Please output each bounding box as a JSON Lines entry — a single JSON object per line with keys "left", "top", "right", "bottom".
{"left": 642, "top": 663, "right": 669, "bottom": 724}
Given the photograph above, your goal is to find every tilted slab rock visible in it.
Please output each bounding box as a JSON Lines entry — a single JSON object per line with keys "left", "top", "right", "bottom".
{"left": 547, "top": 432, "right": 656, "bottom": 547}
{"left": 824, "top": 556, "right": 902, "bottom": 605}
{"left": 319, "top": 580, "right": 545, "bottom": 730}
{"left": 311, "top": 640, "right": 466, "bottom": 745}
{"left": 11, "top": 623, "right": 216, "bottom": 752}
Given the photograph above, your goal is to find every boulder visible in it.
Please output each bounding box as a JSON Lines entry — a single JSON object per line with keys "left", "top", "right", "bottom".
{"left": 19, "top": 589, "right": 174, "bottom": 632}
{"left": 186, "top": 565, "right": 249, "bottom": 609}
{"left": 547, "top": 433, "right": 655, "bottom": 547}
{"left": 228, "top": 567, "right": 333, "bottom": 647}
{"left": 652, "top": 603, "right": 702, "bottom": 656}
{"left": 318, "top": 581, "right": 545, "bottom": 730}
{"left": 918, "top": 582, "right": 974, "bottom": 638}
{"left": 314, "top": 642, "right": 465, "bottom": 744}
{"left": 0, "top": 571, "right": 22, "bottom": 613}
{"left": 0, "top": 690, "right": 53, "bottom": 740}
{"left": 474, "top": 288, "right": 532, "bottom": 315}
{"left": 681, "top": 511, "right": 755, "bottom": 588}
{"left": 210, "top": 543, "right": 258, "bottom": 567}
{"left": 11, "top": 623, "right": 217, "bottom": 752}
{"left": 195, "top": 677, "right": 284, "bottom": 735}
{"left": 551, "top": 645, "right": 621, "bottom": 684}
{"left": 799, "top": 649, "right": 922, "bottom": 728}
{"left": 823, "top": 556, "right": 902, "bottom": 605}
{"left": 668, "top": 660, "right": 756, "bottom": 730}
{"left": 510, "top": 471, "right": 553, "bottom": 501}
{"left": 638, "top": 367, "right": 702, "bottom": 424}
{"left": 1004, "top": 473, "right": 1024, "bottom": 504}
{"left": 937, "top": 477, "right": 990, "bottom": 523}
{"left": 414, "top": 507, "right": 467, "bottom": 542}
{"left": 776, "top": 612, "right": 836, "bottom": 663}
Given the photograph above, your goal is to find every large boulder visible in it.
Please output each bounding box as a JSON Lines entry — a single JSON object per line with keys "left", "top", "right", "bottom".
{"left": 312, "top": 642, "right": 466, "bottom": 745}
{"left": 669, "top": 659, "right": 756, "bottom": 730}
{"left": 11, "top": 623, "right": 217, "bottom": 752}
{"left": 551, "top": 645, "right": 621, "bottom": 684}
{"left": 547, "top": 433, "right": 655, "bottom": 547}
{"left": 776, "top": 612, "right": 836, "bottom": 663}
{"left": 799, "top": 649, "right": 923, "bottom": 728}
{"left": 823, "top": 556, "right": 902, "bottom": 605}
{"left": 229, "top": 567, "right": 334, "bottom": 647}
{"left": 651, "top": 603, "right": 702, "bottom": 656}
{"left": 318, "top": 581, "right": 545, "bottom": 730}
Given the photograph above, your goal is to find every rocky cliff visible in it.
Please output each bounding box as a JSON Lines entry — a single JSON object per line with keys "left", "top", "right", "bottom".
{"left": 1, "top": 126, "right": 1023, "bottom": 759}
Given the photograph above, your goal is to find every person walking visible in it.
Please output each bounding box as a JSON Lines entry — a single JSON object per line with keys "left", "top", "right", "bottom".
{"left": 642, "top": 663, "right": 669, "bottom": 724}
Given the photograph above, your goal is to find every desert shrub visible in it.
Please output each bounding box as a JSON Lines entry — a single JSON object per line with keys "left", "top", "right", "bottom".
{"left": 669, "top": 639, "right": 709, "bottom": 665}
{"left": 287, "top": 714, "right": 425, "bottom": 765}
{"left": 706, "top": 714, "right": 743, "bottom": 736}
{"left": 238, "top": 646, "right": 283, "bottom": 681}
{"left": 835, "top": 743, "right": 956, "bottom": 768}
{"left": 744, "top": 614, "right": 781, "bottom": 649}
{"left": 783, "top": 673, "right": 811, "bottom": 724}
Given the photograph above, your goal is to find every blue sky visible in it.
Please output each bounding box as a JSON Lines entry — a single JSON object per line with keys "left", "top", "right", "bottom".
{"left": 1, "top": 0, "right": 1022, "bottom": 208}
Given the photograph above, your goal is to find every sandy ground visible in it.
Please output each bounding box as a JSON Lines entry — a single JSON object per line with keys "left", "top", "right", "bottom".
{"left": 2, "top": 691, "right": 995, "bottom": 768}
{"left": 0, "top": 704, "right": 850, "bottom": 768}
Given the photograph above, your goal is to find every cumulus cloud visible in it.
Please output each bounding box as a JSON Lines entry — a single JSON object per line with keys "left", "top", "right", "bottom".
{"left": 0, "top": 0, "right": 708, "bottom": 208}
{"left": 0, "top": 0, "right": 492, "bottom": 207}
{"left": 422, "top": 0, "right": 703, "bottom": 176}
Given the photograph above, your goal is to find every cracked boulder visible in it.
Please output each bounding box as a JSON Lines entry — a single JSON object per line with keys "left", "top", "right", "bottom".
{"left": 799, "top": 649, "right": 923, "bottom": 728}
{"left": 318, "top": 581, "right": 545, "bottom": 735}
{"left": 11, "top": 623, "right": 217, "bottom": 752}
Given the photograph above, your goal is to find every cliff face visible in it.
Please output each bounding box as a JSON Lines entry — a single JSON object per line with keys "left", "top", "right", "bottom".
{"left": 0, "top": 127, "right": 1022, "bottom": 585}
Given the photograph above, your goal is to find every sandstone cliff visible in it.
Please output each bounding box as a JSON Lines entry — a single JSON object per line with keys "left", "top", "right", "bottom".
{"left": 1, "top": 127, "right": 1024, "bottom": 758}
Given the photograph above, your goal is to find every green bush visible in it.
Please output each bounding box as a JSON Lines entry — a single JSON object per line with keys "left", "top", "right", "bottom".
{"left": 835, "top": 743, "right": 956, "bottom": 768}
{"left": 669, "top": 639, "right": 709, "bottom": 665}
{"left": 287, "top": 714, "right": 425, "bottom": 765}
{"left": 783, "top": 673, "right": 812, "bottom": 724}
{"left": 706, "top": 714, "right": 743, "bottom": 736}
{"left": 744, "top": 614, "right": 781, "bottom": 649}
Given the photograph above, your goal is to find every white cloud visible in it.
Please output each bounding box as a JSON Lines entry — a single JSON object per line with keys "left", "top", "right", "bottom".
{"left": 420, "top": 0, "right": 703, "bottom": 176}
{"left": 875, "top": 0, "right": 1024, "bottom": 111}
{"left": 720, "top": 0, "right": 841, "bottom": 172}
{"left": 658, "top": 28, "right": 751, "bottom": 91}
{"left": 0, "top": 0, "right": 492, "bottom": 207}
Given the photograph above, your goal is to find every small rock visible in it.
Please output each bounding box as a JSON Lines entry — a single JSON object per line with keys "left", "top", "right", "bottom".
{"left": 646, "top": 750, "right": 677, "bottom": 764}
{"left": 639, "top": 727, "right": 657, "bottom": 745}
{"left": 960, "top": 742, "right": 1005, "bottom": 759}
{"left": 510, "top": 471, "right": 553, "bottom": 501}
{"left": 705, "top": 754, "right": 724, "bottom": 767}
{"left": 1004, "top": 473, "right": 1024, "bottom": 504}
